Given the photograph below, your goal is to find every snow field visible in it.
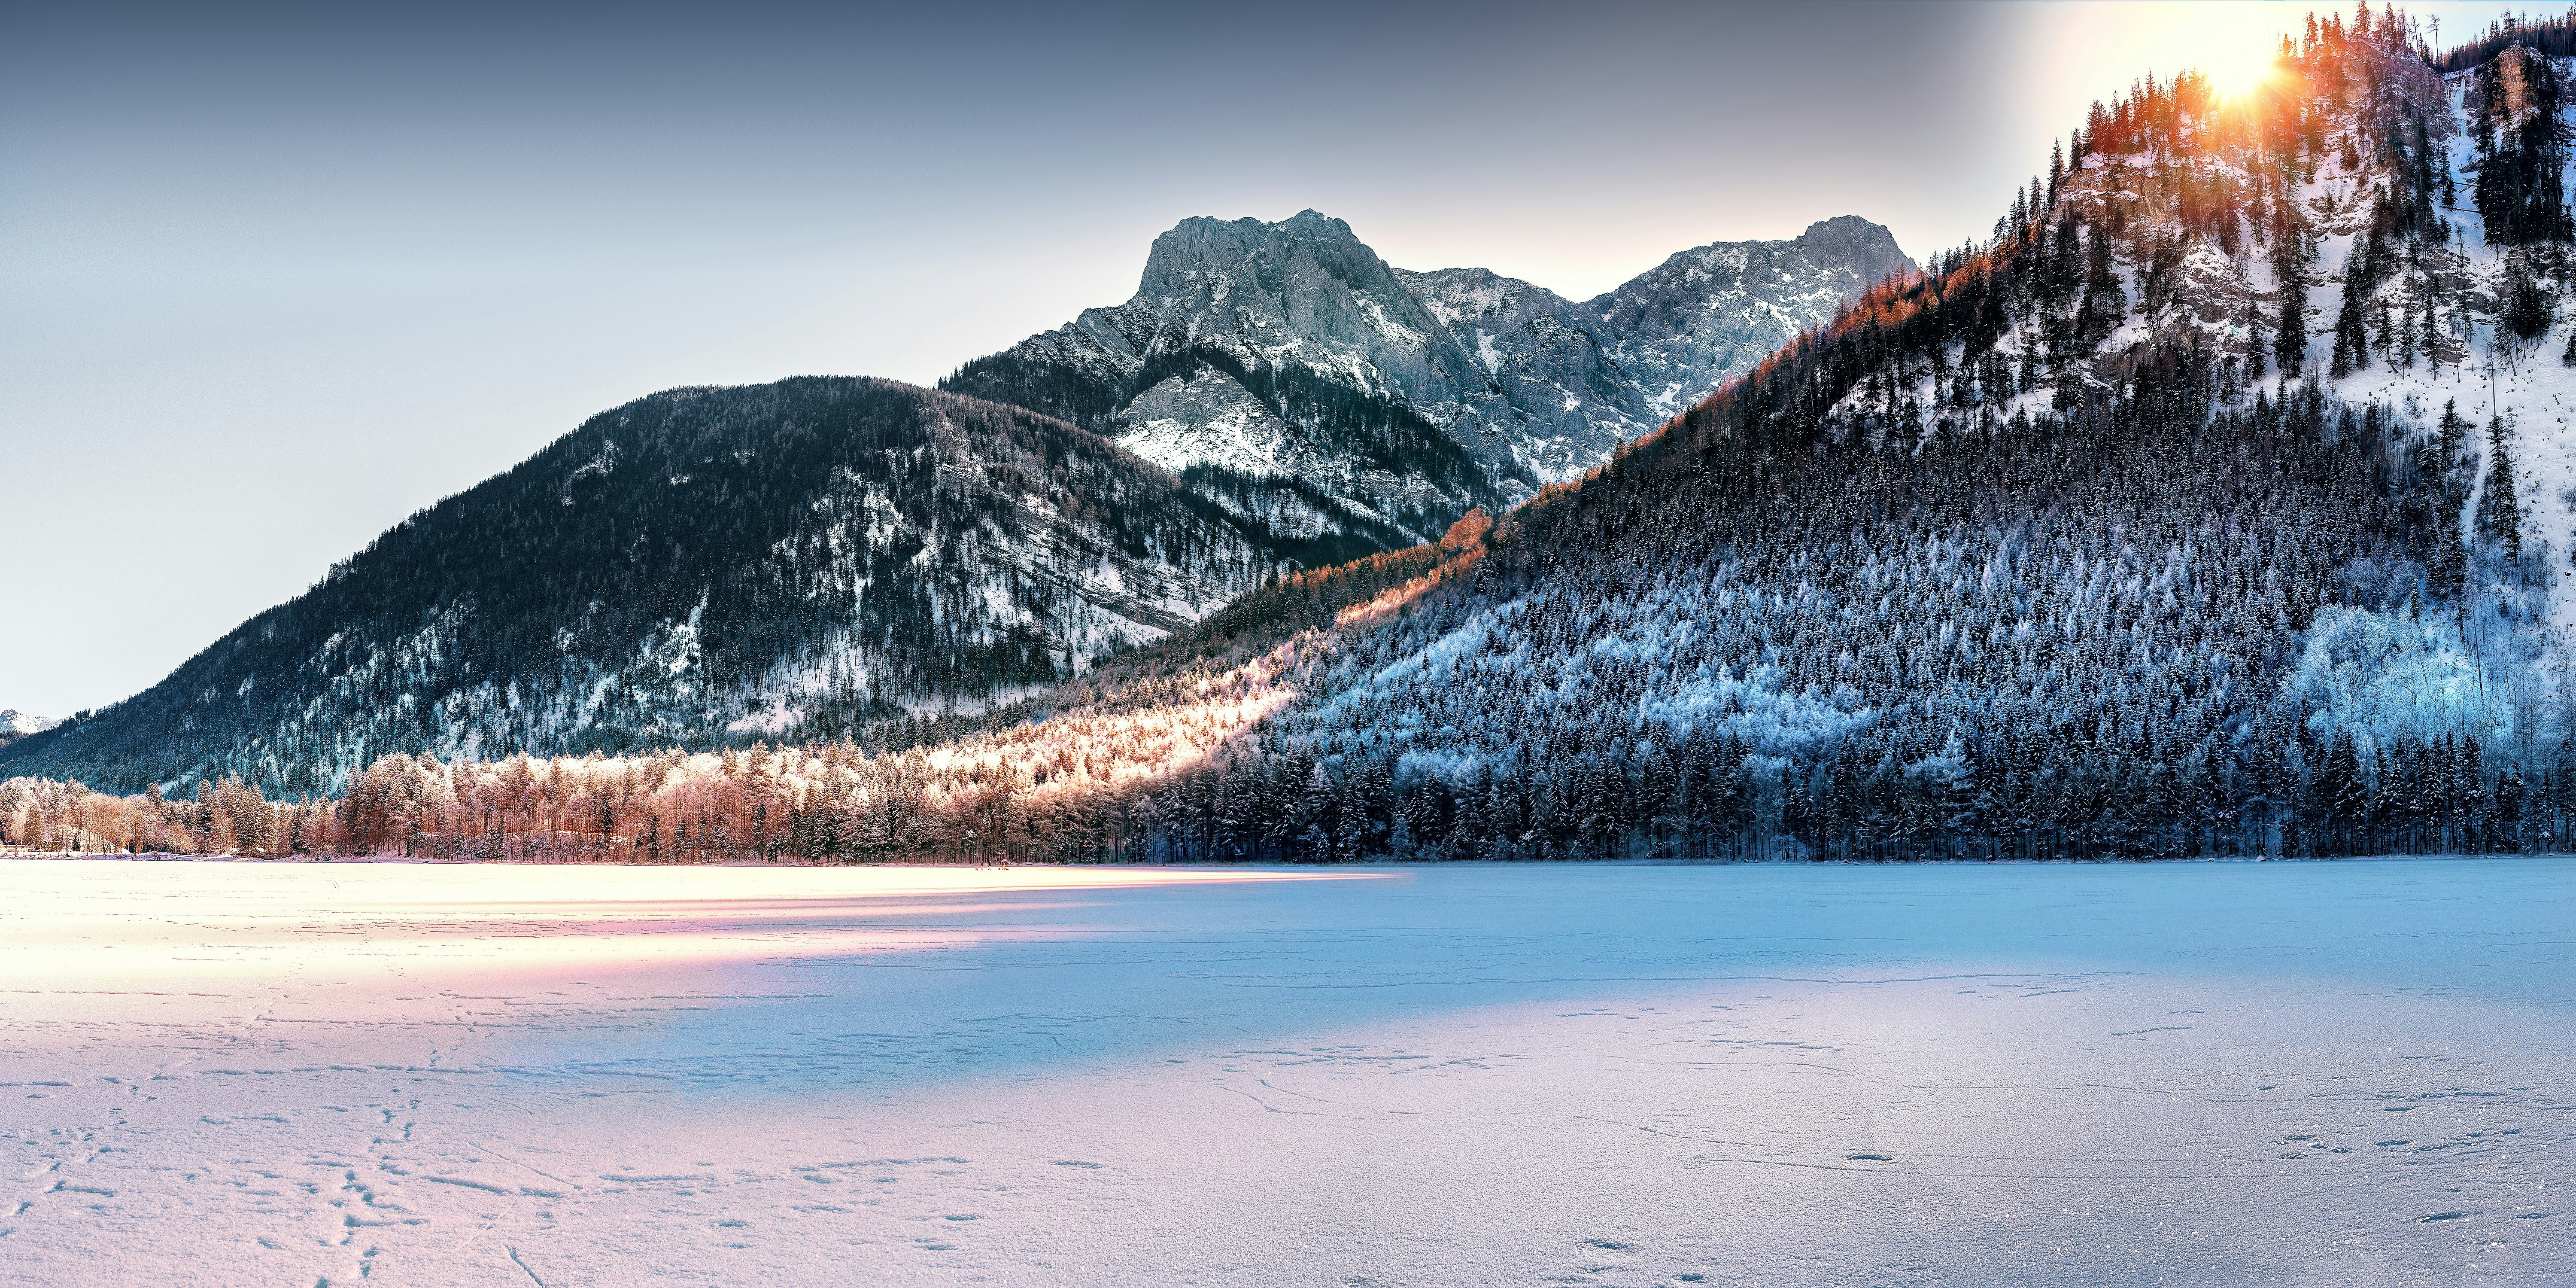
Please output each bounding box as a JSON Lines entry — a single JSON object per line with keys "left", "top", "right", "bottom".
{"left": 1, "top": 858, "right": 2569, "bottom": 1286}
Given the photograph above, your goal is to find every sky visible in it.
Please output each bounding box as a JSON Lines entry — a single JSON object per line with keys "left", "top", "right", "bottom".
{"left": 0, "top": 0, "right": 2543, "bottom": 716}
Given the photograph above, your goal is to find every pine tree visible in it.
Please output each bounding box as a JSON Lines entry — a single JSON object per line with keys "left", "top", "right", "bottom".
{"left": 2321, "top": 733, "right": 2368, "bottom": 856}
{"left": 2273, "top": 215, "right": 2309, "bottom": 375}
{"left": 2430, "top": 504, "right": 2468, "bottom": 600}
{"left": 2479, "top": 415, "right": 2524, "bottom": 560}
{"left": 2503, "top": 256, "right": 2554, "bottom": 341}
{"left": 2461, "top": 737, "right": 2488, "bottom": 852}
{"left": 2438, "top": 399, "right": 2469, "bottom": 472}
{"left": 2077, "top": 223, "right": 2127, "bottom": 347}
{"left": 2331, "top": 238, "right": 2375, "bottom": 377}
{"left": 2496, "top": 765, "right": 2528, "bottom": 853}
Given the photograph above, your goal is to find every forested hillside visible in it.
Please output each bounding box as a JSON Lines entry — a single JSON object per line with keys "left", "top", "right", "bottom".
{"left": 2, "top": 380, "right": 1287, "bottom": 795}
{"left": 1179, "top": 6, "right": 2576, "bottom": 861}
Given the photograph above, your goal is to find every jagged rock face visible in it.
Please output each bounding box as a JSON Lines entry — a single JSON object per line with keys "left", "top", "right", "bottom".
{"left": 1127, "top": 212, "right": 1487, "bottom": 402}
{"left": 3, "top": 379, "right": 1281, "bottom": 794}
{"left": 1588, "top": 216, "right": 1918, "bottom": 420}
{"left": 947, "top": 211, "right": 1912, "bottom": 554}
{"left": 1397, "top": 265, "right": 1650, "bottom": 482}
{"left": 1009, "top": 212, "right": 1480, "bottom": 408}
{"left": 949, "top": 212, "right": 1512, "bottom": 554}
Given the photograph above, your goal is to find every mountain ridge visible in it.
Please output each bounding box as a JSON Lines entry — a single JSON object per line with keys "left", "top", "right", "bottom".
{"left": 944, "top": 209, "right": 1913, "bottom": 546}
{"left": 8, "top": 208, "right": 1910, "bottom": 795}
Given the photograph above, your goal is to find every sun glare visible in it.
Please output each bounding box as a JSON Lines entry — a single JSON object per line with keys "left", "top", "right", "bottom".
{"left": 2199, "top": 41, "right": 2282, "bottom": 101}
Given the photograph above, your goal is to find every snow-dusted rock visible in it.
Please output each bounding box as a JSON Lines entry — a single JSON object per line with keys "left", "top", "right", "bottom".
{"left": 949, "top": 210, "right": 1911, "bottom": 551}
{"left": 0, "top": 710, "right": 57, "bottom": 737}
{"left": 1589, "top": 215, "right": 1917, "bottom": 420}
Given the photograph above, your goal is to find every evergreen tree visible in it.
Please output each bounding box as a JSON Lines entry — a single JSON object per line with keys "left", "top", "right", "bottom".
{"left": 2331, "top": 265, "right": 2371, "bottom": 378}
{"left": 2471, "top": 44, "right": 2575, "bottom": 244}
{"left": 2321, "top": 732, "right": 2367, "bottom": 855}
{"left": 2502, "top": 256, "right": 2554, "bottom": 341}
{"left": 2272, "top": 213, "right": 2309, "bottom": 375}
{"left": 2437, "top": 399, "right": 2469, "bottom": 472}
{"left": 2077, "top": 222, "right": 2128, "bottom": 347}
{"left": 2430, "top": 504, "right": 2469, "bottom": 600}
{"left": 2478, "top": 415, "right": 2524, "bottom": 560}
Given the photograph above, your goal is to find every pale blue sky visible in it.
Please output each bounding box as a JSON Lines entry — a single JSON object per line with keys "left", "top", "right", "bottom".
{"left": 0, "top": 1, "right": 2533, "bottom": 715}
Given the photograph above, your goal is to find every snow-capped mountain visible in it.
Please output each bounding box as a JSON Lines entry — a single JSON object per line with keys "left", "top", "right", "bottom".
{"left": 0, "top": 710, "right": 58, "bottom": 749}
{"left": 1585, "top": 214, "right": 1920, "bottom": 421}
{"left": 1, "top": 380, "right": 1286, "bottom": 793}
{"left": 943, "top": 211, "right": 1506, "bottom": 558}
{"left": 945, "top": 210, "right": 1911, "bottom": 549}
{"left": 0, "top": 213, "right": 1905, "bottom": 797}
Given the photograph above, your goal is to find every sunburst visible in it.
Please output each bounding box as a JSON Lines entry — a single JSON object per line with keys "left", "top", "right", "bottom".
{"left": 2199, "top": 37, "right": 2285, "bottom": 102}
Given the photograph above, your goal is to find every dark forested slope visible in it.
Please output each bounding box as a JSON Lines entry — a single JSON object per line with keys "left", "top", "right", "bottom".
{"left": 6, "top": 379, "right": 1283, "bottom": 794}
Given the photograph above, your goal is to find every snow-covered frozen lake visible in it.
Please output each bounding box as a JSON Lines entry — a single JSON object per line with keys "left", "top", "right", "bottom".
{"left": 2, "top": 858, "right": 2568, "bottom": 1286}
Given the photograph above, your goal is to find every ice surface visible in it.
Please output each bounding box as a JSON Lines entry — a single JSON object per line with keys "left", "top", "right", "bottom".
{"left": 1, "top": 858, "right": 2570, "bottom": 1286}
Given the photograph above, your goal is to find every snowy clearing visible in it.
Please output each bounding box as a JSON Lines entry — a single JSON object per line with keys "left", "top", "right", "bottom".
{"left": 1, "top": 859, "right": 2569, "bottom": 1286}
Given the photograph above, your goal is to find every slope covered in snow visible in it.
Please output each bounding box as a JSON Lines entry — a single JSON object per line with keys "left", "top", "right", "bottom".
{"left": 941, "top": 212, "right": 1512, "bottom": 557}
{"left": 5, "top": 858, "right": 2567, "bottom": 1285}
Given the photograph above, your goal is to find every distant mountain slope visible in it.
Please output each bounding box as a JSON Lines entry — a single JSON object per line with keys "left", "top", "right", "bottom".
{"left": 940, "top": 212, "right": 1514, "bottom": 554}
{"left": 3, "top": 213, "right": 1906, "bottom": 797}
{"left": 945, "top": 210, "right": 1911, "bottom": 553}
{"left": 1584, "top": 214, "right": 1918, "bottom": 420}
{"left": 0, "top": 711, "right": 58, "bottom": 752}
{"left": 4, "top": 379, "right": 1282, "bottom": 794}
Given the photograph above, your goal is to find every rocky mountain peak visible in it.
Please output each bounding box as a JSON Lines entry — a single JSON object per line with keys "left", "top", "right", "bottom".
{"left": 1130, "top": 210, "right": 1453, "bottom": 367}
{"left": 1585, "top": 215, "right": 1917, "bottom": 418}
{"left": 1138, "top": 210, "right": 1374, "bottom": 287}
{"left": 0, "top": 710, "right": 57, "bottom": 737}
{"left": 945, "top": 210, "right": 1908, "bottom": 557}
{"left": 1792, "top": 215, "right": 1915, "bottom": 285}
